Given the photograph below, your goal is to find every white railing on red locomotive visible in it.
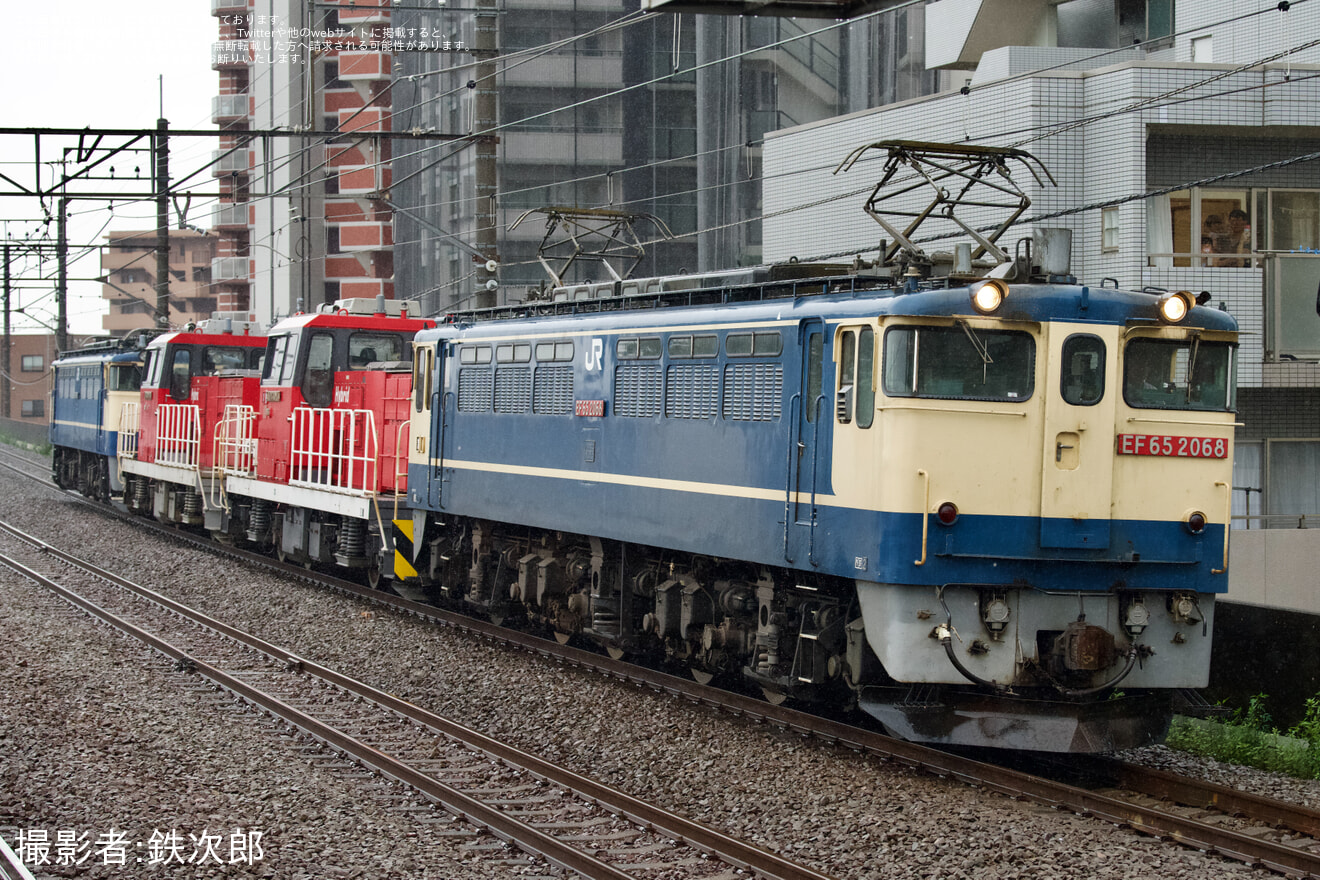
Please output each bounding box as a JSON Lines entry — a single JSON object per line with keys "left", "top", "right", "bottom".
{"left": 392, "top": 420, "right": 410, "bottom": 507}
{"left": 289, "top": 407, "right": 379, "bottom": 495}
{"left": 117, "top": 402, "right": 140, "bottom": 461}
{"left": 213, "top": 404, "right": 258, "bottom": 477}
{"left": 155, "top": 404, "right": 202, "bottom": 469}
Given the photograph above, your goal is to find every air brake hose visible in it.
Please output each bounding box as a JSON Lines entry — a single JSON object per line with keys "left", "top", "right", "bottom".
{"left": 934, "top": 587, "right": 1144, "bottom": 697}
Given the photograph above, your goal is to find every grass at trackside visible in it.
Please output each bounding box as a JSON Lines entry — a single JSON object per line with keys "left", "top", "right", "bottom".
{"left": 1167, "top": 693, "right": 1320, "bottom": 779}
{"left": 0, "top": 429, "right": 50, "bottom": 456}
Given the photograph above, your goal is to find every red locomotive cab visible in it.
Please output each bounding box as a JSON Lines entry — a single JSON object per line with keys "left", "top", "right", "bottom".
{"left": 254, "top": 298, "right": 435, "bottom": 496}
{"left": 129, "top": 317, "right": 266, "bottom": 473}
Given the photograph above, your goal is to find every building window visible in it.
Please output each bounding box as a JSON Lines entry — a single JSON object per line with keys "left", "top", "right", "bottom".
{"left": 1153, "top": 187, "right": 1320, "bottom": 269}
{"left": 21, "top": 399, "right": 43, "bottom": 417}
{"left": 1234, "top": 440, "right": 1320, "bottom": 529}
{"left": 1118, "top": 0, "right": 1173, "bottom": 45}
{"left": 1101, "top": 208, "right": 1120, "bottom": 253}
{"left": 1151, "top": 188, "right": 1255, "bottom": 268}
{"left": 1268, "top": 254, "right": 1320, "bottom": 360}
{"left": 20, "top": 355, "right": 42, "bottom": 372}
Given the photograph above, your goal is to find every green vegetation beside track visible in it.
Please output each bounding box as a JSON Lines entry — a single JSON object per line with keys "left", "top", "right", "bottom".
{"left": 1168, "top": 693, "right": 1320, "bottom": 779}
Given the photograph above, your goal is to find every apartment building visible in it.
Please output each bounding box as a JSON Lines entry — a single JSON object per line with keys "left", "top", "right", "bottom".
{"left": 100, "top": 229, "right": 218, "bottom": 332}
{"left": 211, "top": 0, "right": 394, "bottom": 324}
{"left": 389, "top": 2, "right": 883, "bottom": 313}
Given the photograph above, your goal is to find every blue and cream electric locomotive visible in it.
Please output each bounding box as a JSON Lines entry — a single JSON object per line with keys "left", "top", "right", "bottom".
{"left": 392, "top": 249, "right": 1236, "bottom": 752}
{"left": 50, "top": 331, "right": 158, "bottom": 501}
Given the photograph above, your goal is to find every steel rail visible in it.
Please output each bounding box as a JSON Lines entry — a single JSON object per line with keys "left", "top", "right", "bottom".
{"left": 0, "top": 518, "right": 837, "bottom": 880}
{"left": 8, "top": 449, "right": 1320, "bottom": 877}
{"left": 0, "top": 836, "right": 36, "bottom": 880}
{"left": 1100, "top": 758, "right": 1320, "bottom": 839}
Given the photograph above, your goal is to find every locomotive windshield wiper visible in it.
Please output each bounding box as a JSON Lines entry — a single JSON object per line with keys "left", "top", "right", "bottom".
{"left": 1185, "top": 334, "right": 1201, "bottom": 404}
{"left": 957, "top": 319, "right": 994, "bottom": 383}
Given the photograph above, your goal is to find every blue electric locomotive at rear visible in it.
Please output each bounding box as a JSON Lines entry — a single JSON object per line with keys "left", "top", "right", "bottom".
{"left": 49, "top": 333, "right": 155, "bottom": 500}
{"left": 394, "top": 260, "right": 1238, "bottom": 753}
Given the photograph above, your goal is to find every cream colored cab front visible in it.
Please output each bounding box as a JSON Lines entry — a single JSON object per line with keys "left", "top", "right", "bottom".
{"left": 830, "top": 315, "right": 1045, "bottom": 527}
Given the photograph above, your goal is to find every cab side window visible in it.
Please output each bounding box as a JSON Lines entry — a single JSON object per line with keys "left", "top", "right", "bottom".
{"left": 836, "top": 330, "right": 856, "bottom": 424}
{"left": 856, "top": 328, "right": 876, "bottom": 428}
{"left": 836, "top": 327, "right": 877, "bottom": 428}
{"left": 302, "top": 332, "right": 335, "bottom": 407}
{"left": 169, "top": 349, "right": 191, "bottom": 401}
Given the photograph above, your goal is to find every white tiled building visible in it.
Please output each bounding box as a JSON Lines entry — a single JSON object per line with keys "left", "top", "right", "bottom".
{"left": 762, "top": 0, "right": 1320, "bottom": 527}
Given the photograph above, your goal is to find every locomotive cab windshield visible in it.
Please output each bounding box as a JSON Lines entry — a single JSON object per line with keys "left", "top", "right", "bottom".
{"left": 881, "top": 321, "right": 1037, "bottom": 401}
{"left": 262, "top": 327, "right": 413, "bottom": 407}
{"left": 144, "top": 338, "right": 265, "bottom": 401}
{"left": 1122, "top": 335, "right": 1236, "bottom": 411}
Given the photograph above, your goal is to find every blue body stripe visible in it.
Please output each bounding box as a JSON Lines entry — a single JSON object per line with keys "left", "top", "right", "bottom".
{"left": 410, "top": 461, "right": 1225, "bottom": 594}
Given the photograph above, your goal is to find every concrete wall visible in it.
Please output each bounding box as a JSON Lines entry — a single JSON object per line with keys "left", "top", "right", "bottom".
{"left": 1227, "top": 528, "right": 1320, "bottom": 616}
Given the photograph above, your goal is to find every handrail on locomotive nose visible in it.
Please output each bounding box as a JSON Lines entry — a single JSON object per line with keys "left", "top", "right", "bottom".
{"left": 1212, "top": 480, "right": 1230, "bottom": 575}
{"left": 915, "top": 469, "right": 930, "bottom": 566}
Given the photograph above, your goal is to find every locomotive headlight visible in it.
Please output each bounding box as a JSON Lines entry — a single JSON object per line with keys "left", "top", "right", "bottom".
{"left": 969, "top": 279, "right": 1009, "bottom": 314}
{"left": 1157, "top": 290, "right": 1196, "bottom": 324}
{"left": 1184, "top": 510, "right": 1207, "bottom": 534}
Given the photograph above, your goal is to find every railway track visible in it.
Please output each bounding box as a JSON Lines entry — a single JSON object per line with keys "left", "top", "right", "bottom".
{"left": 5, "top": 447, "right": 1320, "bottom": 877}
{"left": 0, "top": 516, "right": 838, "bottom": 880}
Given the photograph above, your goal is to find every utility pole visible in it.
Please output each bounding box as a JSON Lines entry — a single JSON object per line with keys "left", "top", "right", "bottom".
{"left": 2, "top": 244, "right": 9, "bottom": 420}
{"left": 154, "top": 117, "right": 170, "bottom": 329}
{"left": 473, "top": 0, "right": 498, "bottom": 309}
{"left": 56, "top": 196, "right": 68, "bottom": 354}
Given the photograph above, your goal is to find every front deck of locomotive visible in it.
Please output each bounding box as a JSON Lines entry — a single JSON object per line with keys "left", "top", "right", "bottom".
{"left": 841, "top": 280, "right": 1237, "bottom": 751}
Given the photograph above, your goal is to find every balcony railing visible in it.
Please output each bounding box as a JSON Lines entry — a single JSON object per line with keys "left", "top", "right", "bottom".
{"left": 212, "top": 94, "right": 249, "bottom": 122}
{"left": 211, "top": 256, "right": 249, "bottom": 282}
{"left": 212, "top": 148, "right": 250, "bottom": 176}
{"left": 212, "top": 202, "right": 250, "bottom": 230}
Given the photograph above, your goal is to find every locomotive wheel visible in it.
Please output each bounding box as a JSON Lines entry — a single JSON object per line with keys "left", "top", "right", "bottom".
{"left": 553, "top": 631, "right": 573, "bottom": 645}
{"left": 761, "top": 687, "right": 789, "bottom": 706}
{"left": 366, "top": 561, "right": 383, "bottom": 590}
{"left": 691, "top": 669, "right": 715, "bottom": 686}
{"left": 606, "top": 645, "right": 626, "bottom": 661}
